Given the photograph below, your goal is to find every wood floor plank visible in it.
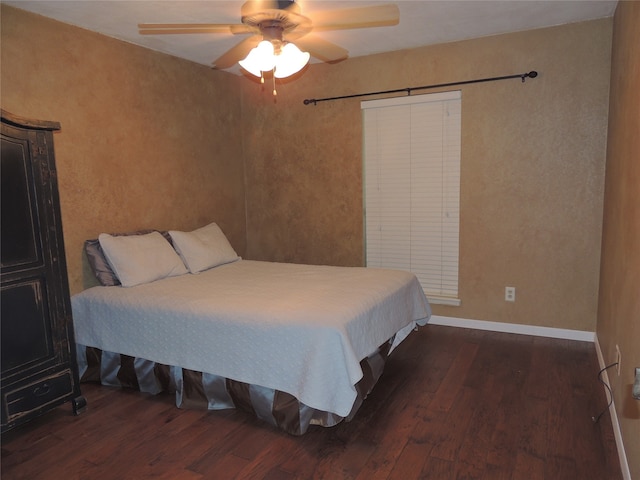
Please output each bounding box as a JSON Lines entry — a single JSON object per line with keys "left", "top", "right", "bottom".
{"left": 427, "top": 341, "right": 479, "bottom": 413}
{"left": 387, "top": 441, "right": 433, "bottom": 480}
{"left": 154, "top": 413, "right": 247, "bottom": 475}
{"left": 428, "top": 386, "right": 479, "bottom": 462}
{"left": 480, "top": 462, "right": 516, "bottom": 480}
{"left": 512, "top": 451, "right": 545, "bottom": 480}
{"left": 233, "top": 433, "right": 307, "bottom": 479}
{"left": 187, "top": 416, "right": 260, "bottom": 474}
{"left": 353, "top": 395, "right": 418, "bottom": 480}
{"left": 420, "top": 456, "right": 455, "bottom": 479}
{"left": 0, "top": 325, "right": 623, "bottom": 480}
{"left": 309, "top": 432, "right": 375, "bottom": 480}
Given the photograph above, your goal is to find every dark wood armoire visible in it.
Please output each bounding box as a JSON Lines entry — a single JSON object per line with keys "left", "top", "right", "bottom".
{"left": 1, "top": 110, "right": 86, "bottom": 433}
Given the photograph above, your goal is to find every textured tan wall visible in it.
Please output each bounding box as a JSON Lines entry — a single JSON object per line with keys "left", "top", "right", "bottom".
{"left": 242, "top": 19, "right": 612, "bottom": 332}
{"left": 1, "top": 6, "right": 246, "bottom": 295}
{"left": 597, "top": 2, "right": 640, "bottom": 477}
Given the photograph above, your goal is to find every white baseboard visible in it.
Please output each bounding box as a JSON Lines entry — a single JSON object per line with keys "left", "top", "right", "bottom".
{"left": 594, "top": 335, "right": 632, "bottom": 480}
{"left": 428, "top": 315, "right": 595, "bottom": 342}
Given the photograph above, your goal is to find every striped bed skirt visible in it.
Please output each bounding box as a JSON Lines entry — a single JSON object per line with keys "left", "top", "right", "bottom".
{"left": 76, "top": 339, "right": 393, "bottom": 435}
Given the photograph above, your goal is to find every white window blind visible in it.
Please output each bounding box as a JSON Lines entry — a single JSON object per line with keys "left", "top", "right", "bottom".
{"left": 362, "top": 91, "right": 461, "bottom": 305}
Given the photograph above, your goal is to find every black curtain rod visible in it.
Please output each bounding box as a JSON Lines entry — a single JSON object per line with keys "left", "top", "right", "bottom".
{"left": 303, "top": 70, "right": 538, "bottom": 106}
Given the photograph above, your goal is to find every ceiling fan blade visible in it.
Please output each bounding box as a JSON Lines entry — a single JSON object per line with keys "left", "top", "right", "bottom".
{"left": 310, "top": 4, "right": 399, "bottom": 31}
{"left": 138, "top": 23, "right": 245, "bottom": 35}
{"left": 213, "top": 35, "right": 261, "bottom": 69}
{"left": 230, "top": 24, "right": 256, "bottom": 35}
{"left": 294, "top": 34, "right": 348, "bottom": 63}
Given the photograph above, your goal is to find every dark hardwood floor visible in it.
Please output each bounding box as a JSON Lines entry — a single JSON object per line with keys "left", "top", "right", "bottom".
{"left": 1, "top": 325, "right": 622, "bottom": 479}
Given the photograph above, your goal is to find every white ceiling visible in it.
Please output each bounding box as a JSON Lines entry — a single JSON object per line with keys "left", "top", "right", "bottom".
{"left": 5, "top": 0, "right": 617, "bottom": 75}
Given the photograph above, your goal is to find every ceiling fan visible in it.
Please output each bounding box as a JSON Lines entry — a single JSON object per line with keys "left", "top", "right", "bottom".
{"left": 138, "top": 1, "right": 399, "bottom": 77}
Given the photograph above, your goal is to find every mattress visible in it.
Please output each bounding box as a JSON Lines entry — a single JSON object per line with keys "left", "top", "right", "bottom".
{"left": 71, "top": 260, "right": 431, "bottom": 417}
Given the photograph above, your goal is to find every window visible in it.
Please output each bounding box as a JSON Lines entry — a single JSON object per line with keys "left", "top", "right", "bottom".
{"left": 362, "top": 91, "right": 461, "bottom": 306}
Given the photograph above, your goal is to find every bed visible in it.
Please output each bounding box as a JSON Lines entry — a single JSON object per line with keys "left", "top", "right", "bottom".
{"left": 71, "top": 223, "right": 431, "bottom": 434}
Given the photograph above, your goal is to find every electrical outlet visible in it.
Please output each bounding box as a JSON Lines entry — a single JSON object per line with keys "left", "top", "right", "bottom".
{"left": 615, "top": 345, "right": 621, "bottom": 376}
{"left": 505, "top": 286, "right": 516, "bottom": 302}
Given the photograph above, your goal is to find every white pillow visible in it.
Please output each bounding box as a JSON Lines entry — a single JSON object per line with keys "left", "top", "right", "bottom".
{"left": 98, "top": 231, "right": 188, "bottom": 287}
{"left": 169, "top": 222, "right": 240, "bottom": 274}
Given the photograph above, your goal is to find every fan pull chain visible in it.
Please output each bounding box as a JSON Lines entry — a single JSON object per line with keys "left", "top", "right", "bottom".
{"left": 272, "top": 72, "right": 277, "bottom": 96}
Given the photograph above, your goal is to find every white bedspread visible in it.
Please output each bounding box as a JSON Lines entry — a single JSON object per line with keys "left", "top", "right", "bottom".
{"left": 72, "top": 260, "right": 431, "bottom": 416}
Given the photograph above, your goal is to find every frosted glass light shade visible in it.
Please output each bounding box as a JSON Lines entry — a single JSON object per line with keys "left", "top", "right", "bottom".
{"left": 239, "top": 41, "right": 276, "bottom": 77}
{"left": 274, "top": 43, "right": 310, "bottom": 78}
{"left": 239, "top": 41, "right": 309, "bottom": 79}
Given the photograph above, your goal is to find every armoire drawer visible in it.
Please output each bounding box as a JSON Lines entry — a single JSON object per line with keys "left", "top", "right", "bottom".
{"left": 4, "top": 370, "right": 73, "bottom": 421}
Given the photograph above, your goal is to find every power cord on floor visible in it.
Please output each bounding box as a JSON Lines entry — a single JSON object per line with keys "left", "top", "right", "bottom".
{"left": 592, "top": 362, "right": 618, "bottom": 424}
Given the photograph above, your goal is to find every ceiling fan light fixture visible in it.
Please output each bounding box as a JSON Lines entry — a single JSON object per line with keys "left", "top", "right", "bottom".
{"left": 274, "top": 42, "right": 310, "bottom": 78}
{"left": 239, "top": 39, "right": 309, "bottom": 79}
